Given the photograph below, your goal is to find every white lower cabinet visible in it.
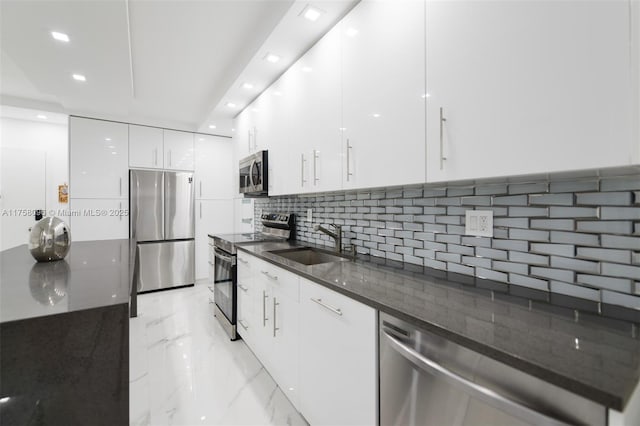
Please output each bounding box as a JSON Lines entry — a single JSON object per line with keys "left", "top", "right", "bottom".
{"left": 298, "top": 277, "right": 377, "bottom": 426}
{"left": 68, "top": 198, "right": 129, "bottom": 241}
{"left": 237, "top": 252, "right": 377, "bottom": 425}
{"left": 236, "top": 253, "right": 301, "bottom": 408}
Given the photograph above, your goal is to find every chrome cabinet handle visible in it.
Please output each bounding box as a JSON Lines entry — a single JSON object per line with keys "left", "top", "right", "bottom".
{"left": 238, "top": 257, "right": 249, "bottom": 265}
{"left": 119, "top": 177, "right": 122, "bottom": 196}
{"left": 440, "top": 107, "right": 447, "bottom": 170}
{"left": 199, "top": 181, "right": 202, "bottom": 197}
{"left": 208, "top": 260, "right": 213, "bottom": 266}
{"left": 207, "top": 286, "right": 214, "bottom": 294}
{"left": 311, "top": 298, "right": 342, "bottom": 316}
{"left": 313, "top": 150, "right": 319, "bottom": 184}
{"left": 154, "top": 148, "right": 158, "bottom": 166}
{"left": 273, "top": 298, "right": 280, "bottom": 337}
{"left": 253, "top": 127, "right": 257, "bottom": 150}
{"left": 119, "top": 202, "right": 122, "bottom": 221}
{"left": 239, "top": 319, "right": 249, "bottom": 331}
{"left": 261, "top": 270, "right": 278, "bottom": 281}
{"left": 199, "top": 202, "right": 202, "bottom": 219}
{"left": 262, "top": 291, "right": 268, "bottom": 326}
{"left": 382, "top": 330, "right": 572, "bottom": 426}
{"left": 301, "top": 153, "right": 307, "bottom": 187}
{"left": 238, "top": 284, "right": 248, "bottom": 292}
{"left": 247, "top": 130, "right": 251, "bottom": 152}
{"left": 346, "top": 139, "right": 353, "bottom": 181}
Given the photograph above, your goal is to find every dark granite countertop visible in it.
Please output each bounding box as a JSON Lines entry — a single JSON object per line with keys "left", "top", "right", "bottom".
{"left": 0, "top": 240, "right": 132, "bottom": 425}
{"left": 237, "top": 241, "right": 640, "bottom": 412}
{"left": 0, "top": 240, "right": 133, "bottom": 324}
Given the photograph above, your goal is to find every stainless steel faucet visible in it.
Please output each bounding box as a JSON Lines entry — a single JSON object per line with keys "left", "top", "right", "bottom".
{"left": 313, "top": 223, "right": 342, "bottom": 253}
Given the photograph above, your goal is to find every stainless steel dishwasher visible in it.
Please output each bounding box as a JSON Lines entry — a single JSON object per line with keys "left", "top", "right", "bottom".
{"left": 379, "top": 312, "right": 606, "bottom": 426}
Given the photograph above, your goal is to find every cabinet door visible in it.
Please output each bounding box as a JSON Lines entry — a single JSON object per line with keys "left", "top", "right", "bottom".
{"left": 163, "top": 130, "right": 194, "bottom": 171}
{"left": 195, "top": 199, "right": 234, "bottom": 279}
{"left": 69, "top": 117, "right": 128, "bottom": 199}
{"left": 426, "top": 0, "right": 635, "bottom": 182}
{"left": 233, "top": 198, "right": 254, "bottom": 233}
{"left": 129, "top": 124, "right": 163, "bottom": 169}
{"left": 270, "top": 281, "right": 300, "bottom": 409}
{"left": 286, "top": 26, "right": 342, "bottom": 194}
{"left": 342, "top": 0, "right": 426, "bottom": 190}
{"left": 237, "top": 251, "right": 256, "bottom": 348}
{"left": 299, "top": 278, "right": 377, "bottom": 426}
{"left": 195, "top": 135, "right": 234, "bottom": 199}
{"left": 68, "top": 198, "right": 129, "bottom": 241}
{"left": 234, "top": 108, "right": 253, "bottom": 160}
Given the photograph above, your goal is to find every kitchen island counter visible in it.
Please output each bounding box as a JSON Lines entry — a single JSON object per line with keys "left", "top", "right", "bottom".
{"left": 0, "top": 239, "right": 132, "bottom": 425}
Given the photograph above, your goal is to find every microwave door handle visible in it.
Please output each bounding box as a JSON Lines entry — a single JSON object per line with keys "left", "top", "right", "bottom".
{"left": 250, "top": 160, "right": 258, "bottom": 187}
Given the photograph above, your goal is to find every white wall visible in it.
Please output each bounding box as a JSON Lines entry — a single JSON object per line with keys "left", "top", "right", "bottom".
{"left": 0, "top": 113, "right": 68, "bottom": 249}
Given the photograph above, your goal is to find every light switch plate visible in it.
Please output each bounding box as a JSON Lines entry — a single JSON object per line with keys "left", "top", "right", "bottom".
{"left": 465, "top": 210, "right": 493, "bottom": 237}
{"left": 307, "top": 208, "right": 313, "bottom": 222}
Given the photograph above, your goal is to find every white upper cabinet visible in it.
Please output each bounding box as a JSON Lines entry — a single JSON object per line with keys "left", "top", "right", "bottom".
{"left": 163, "top": 129, "right": 194, "bottom": 171}
{"left": 426, "top": 0, "right": 637, "bottom": 182}
{"left": 128, "top": 124, "right": 163, "bottom": 169}
{"left": 70, "top": 116, "right": 128, "bottom": 199}
{"left": 264, "top": 77, "right": 293, "bottom": 196}
{"left": 342, "top": 0, "right": 426, "bottom": 190}
{"left": 288, "top": 25, "right": 343, "bottom": 194}
{"left": 194, "top": 134, "right": 234, "bottom": 199}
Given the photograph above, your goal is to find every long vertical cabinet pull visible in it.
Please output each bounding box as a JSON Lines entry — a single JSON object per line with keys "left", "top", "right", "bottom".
{"left": 262, "top": 291, "right": 268, "bottom": 326}
{"left": 119, "top": 202, "right": 122, "bottom": 222}
{"left": 346, "top": 140, "right": 353, "bottom": 182}
{"left": 273, "top": 298, "right": 280, "bottom": 337}
{"left": 153, "top": 148, "right": 158, "bottom": 166}
{"left": 313, "top": 150, "right": 319, "bottom": 185}
{"left": 199, "top": 202, "right": 202, "bottom": 219}
{"left": 439, "top": 107, "right": 447, "bottom": 170}
{"left": 253, "top": 127, "right": 258, "bottom": 151}
{"left": 247, "top": 130, "right": 251, "bottom": 153}
{"left": 119, "top": 177, "right": 122, "bottom": 196}
{"left": 301, "top": 153, "right": 307, "bottom": 188}
{"left": 168, "top": 150, "right": 172, "bottom": 168}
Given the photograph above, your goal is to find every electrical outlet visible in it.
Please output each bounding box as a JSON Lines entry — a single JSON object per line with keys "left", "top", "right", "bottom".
{"left": 307, "top": 208, "right": 313, "bottom": 222}
{"left": 465, "top": 210, "right": 493, "bottom": 237}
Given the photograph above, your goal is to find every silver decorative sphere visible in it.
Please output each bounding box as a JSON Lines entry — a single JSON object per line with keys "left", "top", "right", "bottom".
{"left": 28, "top": 216, "right": 72, "bottom": 262}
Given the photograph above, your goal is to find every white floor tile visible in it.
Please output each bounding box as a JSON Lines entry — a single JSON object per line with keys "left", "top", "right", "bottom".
{"left": 130, "top": 284, "right": 308, "bottom": 426}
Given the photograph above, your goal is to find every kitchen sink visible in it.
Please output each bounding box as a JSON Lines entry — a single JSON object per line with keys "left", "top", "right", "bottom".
{"left": 268, "top": 247, "right": 352, "bottom": 266}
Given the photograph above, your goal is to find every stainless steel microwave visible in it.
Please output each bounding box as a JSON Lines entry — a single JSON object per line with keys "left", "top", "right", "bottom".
{"left": 239, "top": 150, "right": 268, "bottom": 196}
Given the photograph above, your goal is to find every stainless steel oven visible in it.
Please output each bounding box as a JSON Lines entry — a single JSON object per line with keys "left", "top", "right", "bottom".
{"left": 239, "top": 150, "right": 268, "bottom": 196}
{"left": 212, "top": 213, "right": 295, "bottom": 341}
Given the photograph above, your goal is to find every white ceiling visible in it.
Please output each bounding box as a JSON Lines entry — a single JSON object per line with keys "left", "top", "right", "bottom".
{"left": 0, "top": 0, "right": 358, "bottom": 136}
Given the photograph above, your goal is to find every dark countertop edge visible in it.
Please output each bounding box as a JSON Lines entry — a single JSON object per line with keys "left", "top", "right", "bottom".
{"left": 0, "top": 301, "right": 130, "bottom": 327}
{"left": 236, "top": 244, "right": 632, "bottom": 411}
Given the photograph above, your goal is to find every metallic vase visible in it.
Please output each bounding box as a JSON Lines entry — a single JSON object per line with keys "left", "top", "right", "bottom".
{"left": 28, "top": 216, "right": 72, "bottom": 262}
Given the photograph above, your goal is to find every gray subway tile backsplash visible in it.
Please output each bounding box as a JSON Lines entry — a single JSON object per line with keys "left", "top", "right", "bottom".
{"left": 255, "top": 169, "right": 640, "bottom": 310}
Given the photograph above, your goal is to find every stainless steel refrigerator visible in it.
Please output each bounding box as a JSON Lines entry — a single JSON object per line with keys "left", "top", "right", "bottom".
{"left": 130, "top": 170, "right": 195, "bottom": 292}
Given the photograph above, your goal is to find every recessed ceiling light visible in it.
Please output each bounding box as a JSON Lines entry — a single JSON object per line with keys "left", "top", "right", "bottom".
{"left": 208, "top": 124, "right": 217, "bottom": 129}
{"left": 372, "top": 113, "right": 381, "bottom": 118}
{"left": 37, "top": 114, "right": 47, "bottom": 119}
{"left": 422, "top": 93, "right": 431, "bottom": 98}
{"left": 105, "top": 137, "right": 111, "bottom": 141}
{"left": 302, "top": 66, "right": 312, "bottom": 72}
{"left": 301, "top": 5, "right": 323, "bottom": 22}
{"left": 72, "top": 74, "right": 86, "bottom": 82}
{"left": 242, "top": 82, "right": 254, "bottom": 90}
{"left": 231, "top": 128, "right": 236, "bottom": 132}
{"left": 273, "top": 91, "right": 282, "bottom": 97}
{"left": 51, "top": 31, "right": 69, "bottom": 42}
{"left": 226, "top": 102, "right": 237, "bottom": 108}
{"left": 251, "top": 108, "right": 259, "bottom": 113}
{"left": 111, "top": 151, "right": 117, "bottom": 155}
{"left": 264, "top": 52, "right": 280, "bottom": 63}
{"left": 198, "top": 137, "right": 205, "bottom": 141}
{"left": 346, "top": 27, "right": 359, "bottom": 37}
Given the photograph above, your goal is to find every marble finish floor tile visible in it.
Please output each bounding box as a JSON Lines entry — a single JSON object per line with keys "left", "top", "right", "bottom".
{"left": 130, "top": 283, "right": 308, "bottom": 426}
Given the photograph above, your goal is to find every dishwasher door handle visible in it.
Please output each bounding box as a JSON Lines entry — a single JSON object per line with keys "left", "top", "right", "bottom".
{"left": 382, "top": 330, "right": 572, "bottom": 426}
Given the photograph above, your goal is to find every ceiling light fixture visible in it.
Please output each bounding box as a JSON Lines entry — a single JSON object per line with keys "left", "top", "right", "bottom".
{"left": 372, "top": 113, "right": 381, "bottom": 118}
{"left": 264, "top": 52, "right": 280, "bottom": 63}
{"left": 301, "top": 5, "right": 323, "bottom": 22}
{"left": 273, "top": 91, "right": 282, "bottom": 97}
{"left": 346, "top": 27, "right": 359, "bottom": 37}
{"left": 51, "top": 31, "right": 69, "bottom": 42}
{"left": 226, "top": 102, "right": 237, "bottom": 108}
{"left": 105, "top": 137, "right": 111, "bottom": 141}
{"left": 242, "top": 82, "right": 254, "bottom": 90}
{"left": 208, "top": 125, "right": 216, "bottom": 129}
{"left": 302, "top": 66, "right": 312, "bottom": 72}
{"left": 37, "top": 114, "right": 47, "bottom": 119}
{"left": 72, "top": 74, "right": 86, "bottom": 82}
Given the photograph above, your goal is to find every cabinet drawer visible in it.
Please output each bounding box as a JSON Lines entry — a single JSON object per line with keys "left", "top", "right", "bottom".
{"left": 300, "top": 278, "right": 371, "bottom": 323}
{"left": 256, "top": 261, "right": 299, "bottom": 302}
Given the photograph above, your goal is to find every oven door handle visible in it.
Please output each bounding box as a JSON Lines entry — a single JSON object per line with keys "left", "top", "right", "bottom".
{"left": 382, "top": 330, "right": 572, "bottom": 426}
{"left": 214, "top": 249, "right": 235, "bottom": 265}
